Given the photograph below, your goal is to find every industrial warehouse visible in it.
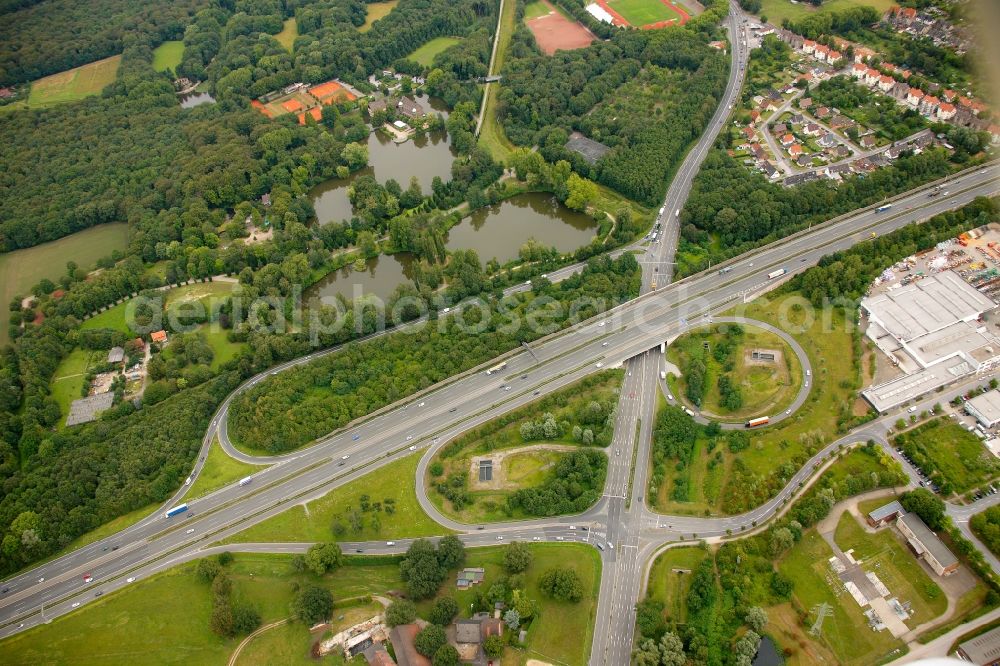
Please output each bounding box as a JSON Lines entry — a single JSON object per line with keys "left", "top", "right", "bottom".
{"left": 861, "top": 227, "right": 1000, "bottom": 412}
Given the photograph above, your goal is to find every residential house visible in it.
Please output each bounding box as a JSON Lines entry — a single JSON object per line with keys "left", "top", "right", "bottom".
{"left": 919, "top": 94, "right": 940, "bottom": 116}
{"left": 107, "top": 347, "right": 125, "bottom": 364}
{"left": 389, "top": 625, "right": 430, "bottom": 666}
{"left": 828, "top": 144, "right": 851, "bottom": 159}
{"left": 829, "top": 114, "right": 854, "bottom": 130}
{"left": 890, "top": 81, "right": 910, "bottom": 102}
{"left": 799, "top": 97, "right": 813, "bottom": 110}
{"left": 860, "top": 135, "right": 877, "bottom": 149}
{"left": 826, "top": 163, "right": 852, "bottom": 179}
{"left": 936, "top": 102, "right": 956, "bottom": 121}
{"left": 772, "top": 123, "right": 788, "bottom": 135}
{"left": 785, "top": 171, "right": 819, "bottom": 186}
{"left": 942, "top": 89, "right": 956, "bottom": 102}
{"left": 817, "top": 133, "right": 838, "bottom": 148}
{"left": 803, "top": 122, "right": 822, "bottom": 137}
{"left": 760, "top": 161, "right": 780, "bottom": 180}
{"left": 851, "top": 63, "right": 868, "bottom": 79}
{"left": 896, "top": 513, "right": 959, "bottom": 576}
{"left": 751, "top": 144, "right": 768, "bottom": 160}
{"left": 790, "top": 113, "right": 806, "bottom": 125}
{"left": 865, "top": 68, "right": 881, "bottom": 86}
{"left": 749, "top": 109, "right": 761, "bottom": 125}
{"left": 814, "top": 106, "right": 830, "bottom": 119}
{"left": 878, "top": 75, "right": 895, "bottom": 92}
{"left": 802, "top": 39, "right": 816, "bottom": 55}
{"left": 907, "top": 87, "right": 925, "bottom": 108}
{"left": 743, "top": 126, "right": 757, "bottom": 142}
{"left": 828, "top": 49, "right": 843, "bottom": 62}
{"left": 796, "top": 153, "right": 812, "bottom": 167}
{"left": 396, "top": 96, "right": 425, "bottom": 121}
{"left": 367, "top": 98, "right": 389, "bottom": 116}
{"left": 788, "top": 143, "right": 803, "bottom": 158}
{"left": 778, "top": 29, "right": 803, "bottom": 50}
{"left": 780, "top": 133, "right": 795, "bottom": 147}
{"left": 150, "top": 330, "right": 168, "bottom": 345}
{"left": 813, "top": 44, "right": 831, "bottom": 62}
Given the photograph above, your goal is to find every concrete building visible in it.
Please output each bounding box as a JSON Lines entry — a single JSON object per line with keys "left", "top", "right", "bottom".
{"left": 956, "top": 624, "right": 1000, "bottom": 665}
{"left": 866, "top": 500, "right": 905, "bottom": 527}
{"left": 966, "top": 391, "right": 1000, "bottom": 428}
{"left": 861, "top": 270, "right": 1000, "bottom": 412}
{"left": 897, "top": 513, "right": 959, "bottom": 576}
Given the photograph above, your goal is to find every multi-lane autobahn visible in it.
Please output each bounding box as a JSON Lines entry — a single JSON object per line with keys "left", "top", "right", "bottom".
{"left": 1, "top": 3, "right": 999, "bottom": 661}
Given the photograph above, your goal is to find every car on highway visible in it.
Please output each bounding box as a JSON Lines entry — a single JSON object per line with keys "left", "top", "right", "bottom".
{"left": 785, "top": 409, "right": 791, "bottom": 415}
{"left": 72, "top": 602, "right": 80, "bottom": 608}
{"left": 406, "top": 435, "right": 413, "bottom": 440}
{"left": 418, "top": 402, "right": 425, "bottom": 407}
{"left": 496, "top": 536, "right": 504, "bottom": 541}
{"left": 569, "top": 526, "right": 576, "bottom": 530}
{"left": 386, "top": 541, "right": 395, "bottom": 546}
{"left": 532, "top": 536, "right": 540, "bottom": 541}
{"left": 186, "top": 528, "right": 195, "bottom": 534}
{"left": 95, "top": 591, "right": 103, "bottom": 597}
{"left": 408, "top": 445, "right": 416, "bottom": 451}
{"left": 555, "top": 536, "right": 564, "bottom": 541}
{"left": 341, "top": 454, "right": 350, "bottom": 460}
{"left": 126, "top": 577, "right": 135, "bottom": 583}
{"left": 533, "top": 391, "right": 540, "bottom": 395}
{"left": 355, "top": 549, "right": 363, "bottom": 553}
{"left": 595, "top": 362, "right": 603, "bottom": 368}
{"left": 449, "top": 407, "right": 457, "bottom": 412}
{"left": 83, "top": 574, "right": 93, "bottom": 583}
{"left": 598, "top": 321, "right": 605, "bottom": 327}
{"left": 607, "top": 542, "right": 614, "bottom": 550}
{"left": 352, "top": 434, "right": 360, "bottom": 441}
{"left": 504, "top": 386, "right": 512, "bottom": 391}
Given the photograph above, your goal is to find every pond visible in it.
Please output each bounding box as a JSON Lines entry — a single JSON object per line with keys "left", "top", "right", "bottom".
{"left": 307, "top": 253, "right": 415, "bottom": 306}
{"left": 310, "top": 96, "right": 454, "bottom": 225}
{"left": 752, "top": 636, "right": 783, "bottom": 666}
{"left": 179, "top": 92, "right": 216, "bottom": 108}
{"left": 444, "top": 193, "right": 599, "bottom": 264}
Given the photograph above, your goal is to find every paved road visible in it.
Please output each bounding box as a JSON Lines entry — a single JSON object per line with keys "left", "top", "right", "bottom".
{"left": 0, "top": 158, "right": 994, "bottom": 640}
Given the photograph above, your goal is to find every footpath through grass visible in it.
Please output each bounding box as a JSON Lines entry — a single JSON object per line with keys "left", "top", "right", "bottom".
{"left": 227, "top": 452, "right": 448, "bottom": 543}
{"left": 0, "top": 222, "right": 129, "bottom": 345}
{"left": 478, "top": 0, "right": 518, "bottom": 162}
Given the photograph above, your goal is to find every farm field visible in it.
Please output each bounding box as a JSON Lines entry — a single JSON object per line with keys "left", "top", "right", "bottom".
{"left": 26, "top": 55, "right": 121, "bottom": 108}
{"left": 407, "top": 37, "right": 462, "bottom": 67}
{"left": 524, "top": 0, "right": 595, "bottom": 55}
{"left": 758, "top": 0, "right": 895, "bottom": 25}
{"left": 152, "top": 41, "right": 184, "bottom": 73}
{"left": 359, "top": 0, "right": 399, "bottom": 32}
{"left": 0, "top": 222, "right": 130, "bottom": 345}
{"left": 274, "top": 18, "right": 298, "bottom": 51}
{"left": 227, "top": 452, "right": 449, "bottom": 543}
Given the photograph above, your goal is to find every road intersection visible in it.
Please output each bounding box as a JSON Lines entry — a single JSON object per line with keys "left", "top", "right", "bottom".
{"left": 1, "top": 4, "right": 999, "bottom": 663}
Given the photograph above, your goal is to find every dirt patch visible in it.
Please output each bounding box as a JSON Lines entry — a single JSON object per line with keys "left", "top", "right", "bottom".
{"left": 526, "top": 0, "right": 596, "bottom": 55}
{"left": 743, "top": 347, "right": 784, "bottom": 368}
{"left": 469, "top": 443, "right": 580, "bottom": 490}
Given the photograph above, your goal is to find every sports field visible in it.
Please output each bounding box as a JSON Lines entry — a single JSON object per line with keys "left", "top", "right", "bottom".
{"left": 605, "top": 0, "right": 689, "bottom": 28}
{"left": 152, "top": 41, "right": 183, "bottom": 73}
{"left": 25, "top": 55, "right": 121, "bottom": 108}
{"left": 407, "top": 36, "right": 462, "bottom": 67}
{"left": 525, "top": 0, "right": 596, "bottom": 55}
{"left": 359, "top": 0, "right": 399, "bottom": 32}
{"left": 274, "top": 18, "right": 297, "bottom": 51}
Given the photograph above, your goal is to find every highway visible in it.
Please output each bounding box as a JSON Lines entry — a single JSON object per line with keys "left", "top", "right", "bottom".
{"left": 0, "top": 151, "right": 995, "bottom": 644}
{"left": 0, "top": 4, "right": 998, "bottom": 660}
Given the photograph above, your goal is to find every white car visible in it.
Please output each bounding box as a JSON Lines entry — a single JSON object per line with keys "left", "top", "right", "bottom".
{"left": 598, "top": 321, "right": 605, "bottom": 327}
{"left": 186, "top": 528, "right": 195, "bottom": 534}
{"left": 442, "top": 307, "right": 451, "bottom": 314}
{"left": 38, "top": 577, "right": 44, "bottom": 583}
{"left": 595, "top": 362, "right": 603, "bottom": 368}
{"left": 418, "top": 402, "right": 425, "bottom": 407}
{"left": 406, "top": 435, "right": 413, "bottom": 441}
{"left": 496, "top": 536, "right": 504, "bottom": 541}
{"left": 602, "top": 342, "right": 609, "bottom": 347}
{"left": 386, "top": 541, "right": 395, "bottom": 546}
{"left": 71, "top": 602, "right": 80, "bottom": 608}
{"left": 785, "top": 409, "right": 791, "bottom": 415}
{"left": 555, "top": 536, "right": 564, "bottom": 541}
{"left": 569, "top": 526, "right": 577, "bottom": 530}
{"left": 908, "top": 406, "right": 917, "bottom": 413}
{"left": 408, "top": 445, "right": 416, "bottom": 451}
{"left": 532, "top": 536, "right": 541, "bottom": 541}
{"left": 126, "top": 577, "right": 135, "bottom": 584}
{"left": 341, "top": 454, "right": 350, "bottom": 460}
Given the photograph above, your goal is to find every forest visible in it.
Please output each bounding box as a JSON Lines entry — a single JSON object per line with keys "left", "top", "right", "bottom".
{"left": 496, "top": 14, "right": 728, "bottom": 204}
{"left": 0, "top": 0, "right": 206, "bottom": 86}
{"left": 971, "top": 505, "right": 1000, "bottom": 559}
{"left": 226, "top": 253, "right": 640, "bottom": 452}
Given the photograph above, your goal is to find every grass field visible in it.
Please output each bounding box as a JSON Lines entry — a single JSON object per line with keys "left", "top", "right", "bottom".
{"left": 26, "top": 55, "right": 121, "bottom": 108}
{"left": 834, "top": 512, "right": 947, "bottom": 623}
{"left": 607, "top": 0, "right": 680, "bottom": 26}
{"left": 199, "top": 325, "right": 246, "bottom": 370}
{"left": 415, "top": 543, "right": 601, "bottom": 666}
{"left": 894, "top": 418, "right": 999, "bottom": 496}
{"left": 187, "top": 437, "right": 263, "bottom": 501}
{"left": 645, "top": 546, "right": 708, "bottom": 624}
{"left": 0, "top": 553, "right": 403, "bottom": 665}
{"left": 359, "top": 0, "right": 399, "bottom": 32}
{"left": 758, "top": 0, "right": 895, "bottom": 25}
{"left": 274, "top": 18, "right": 298, "bottom": 52}
{"left": 234, "top": 609, "right": 374, "bottom": 665}
{"left": 668, "top": 323, "right": 801, "bottom": 421}
{"left": 80, "top": 300, "right": 132, "bottom": 335}
{"left": 228, "top": 453, "right": 448, "bottom": 543}
{"left": 407, "top": 37, "right": 462, "bottom": 67}
{"left": 524, "top": 0, "right": 552, "bottom": 20}
{"left": 50, "top": 348, "right": 103, "bottom": 427}
{"left": 152, "top": 41, "right": 184, "bottom": 73}
{"left": 778, "top": 530, "right": 903, "bottom": 665}
{"left": 0, "top": 222, "right": 129, "bottom": 345}
{"left": 428, "top": 371, "right": 621, "bottom": 523}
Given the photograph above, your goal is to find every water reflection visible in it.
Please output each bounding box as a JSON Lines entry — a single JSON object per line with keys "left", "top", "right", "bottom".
{"left": 179, "top": 92, "right": 216, "bottom": 108}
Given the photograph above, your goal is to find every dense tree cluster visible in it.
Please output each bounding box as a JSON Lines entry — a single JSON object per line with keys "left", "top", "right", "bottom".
{"left": 291, "top": 583, "right": 334, "bottom": 624}
{"left": 227, "top": 253, "right": 639, "bottom": 452}
{"left": 0, "top": 0, "right": 205, "bottom": 85}
{"left": 506, "top": 449, "right": 606, "bottom": 517}
{"left": 538, "top": 566, "right": 584, "bottom": 602}
{"left": 970, "top": 506, "right": 1000, "bottom": 559}
{"left": 498, "top": 25, "right": 728, "bottom": 204}
{"left": 399, "top": 536, "right": 465, "bottom": 599}
{"left": 899, "top": 488, "right": 946, "bottom": 531}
